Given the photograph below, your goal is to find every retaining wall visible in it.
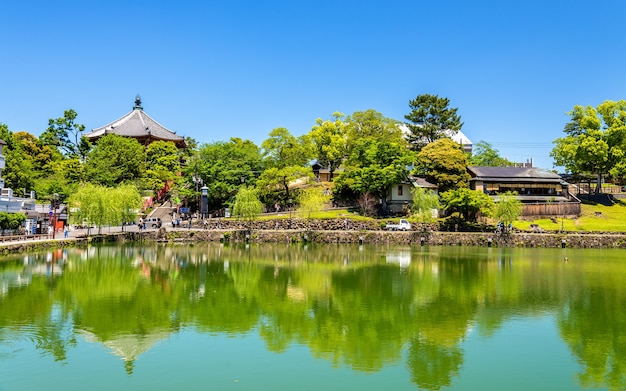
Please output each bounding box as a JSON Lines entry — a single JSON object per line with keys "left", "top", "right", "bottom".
{"left": 138, "top": 228, "right": 626, "bottom": 248}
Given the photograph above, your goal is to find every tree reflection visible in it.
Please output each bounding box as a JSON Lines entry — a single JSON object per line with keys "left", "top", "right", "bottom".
{"left": 557, "top": 254, "right": 626, "bottom": 391}
{"left": 407, "top": 337, "right": 463, "bottom": 390}
{"left": 0, "top": 244, "right": 625, "bottom": 389}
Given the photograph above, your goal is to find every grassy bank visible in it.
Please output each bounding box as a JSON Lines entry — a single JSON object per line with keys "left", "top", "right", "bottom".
{"left": 258, "top": 202, "right": 626, "bottom": 233}
{"left": 515, "top": 202, "right": 626, "bottom": 232}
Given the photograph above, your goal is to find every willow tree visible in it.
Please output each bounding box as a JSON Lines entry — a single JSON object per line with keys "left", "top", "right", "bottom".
{"left": 232, "top": 186, "right": 263, "bottom": 229}
{"left": 297, "top": 186, "right": 330, "bottom": 220}
{"left": 69, "top": 183, "right": 142, "bottom": 232}
{"left": 493, "top": 191, "right": 522, "bottom": 231}
{"left": 411, "top": 188, "right": 440, "bottom": 223}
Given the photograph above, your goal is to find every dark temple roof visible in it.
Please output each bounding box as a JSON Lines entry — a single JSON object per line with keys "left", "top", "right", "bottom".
{"left": 85, "top": 96, "right": 186, "bottom": 148}
{"left": 468, "top": 166, "right": 563, "bottom": 183}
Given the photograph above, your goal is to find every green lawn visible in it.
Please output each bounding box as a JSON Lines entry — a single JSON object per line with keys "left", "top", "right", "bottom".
{"left": 245, "top": 201, "right": 626, "bottom": 233}
{"left": 514, "top": 201, "right": 626, "bottom": 232}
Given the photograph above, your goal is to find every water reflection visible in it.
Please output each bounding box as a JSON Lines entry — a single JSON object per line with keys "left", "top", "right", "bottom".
{"left": 1, "top": 244, "right": 626, "bottom": 389}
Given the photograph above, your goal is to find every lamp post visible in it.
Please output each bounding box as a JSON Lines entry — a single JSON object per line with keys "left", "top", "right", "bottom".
{"left": 52, "top": 193, "right": 59, "bottom": 239}
{"left": 201, "top": 186, "right": 208, "bottom": 219}
{"left": 288, "top": 198, "right": 293, "bottom": 228}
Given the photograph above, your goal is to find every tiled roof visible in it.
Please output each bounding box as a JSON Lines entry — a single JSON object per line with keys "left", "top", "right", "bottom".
{"left": 468, "top": 166, "right": 562, "bottom": 182}
{"left": 85, "top": 97, "right": 185, "bottom": 147}
{"left": 409, "top": 176, "right": 438, "bottom": 188}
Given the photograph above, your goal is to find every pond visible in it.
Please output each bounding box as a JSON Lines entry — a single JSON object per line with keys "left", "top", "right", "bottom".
{"left": 1, "top": 243, "right": 625, "bottom": 390}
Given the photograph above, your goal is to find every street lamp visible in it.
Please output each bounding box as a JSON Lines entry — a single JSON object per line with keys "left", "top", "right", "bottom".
{"left": 201, "top": 186, "right": 208, "bottom": 219}
{"left": 52, "top": 193, "right": 59, "bottom": 239}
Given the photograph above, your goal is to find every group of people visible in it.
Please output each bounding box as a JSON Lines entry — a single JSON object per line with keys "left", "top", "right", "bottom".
{"left": 495, "top": 222, "right": 513, "bottom": 233}
{"left": 171, "top": 217, "right": 192, "bottom": 229}
{"left": 47, "top": 224, "right": 70, "bottom": 238}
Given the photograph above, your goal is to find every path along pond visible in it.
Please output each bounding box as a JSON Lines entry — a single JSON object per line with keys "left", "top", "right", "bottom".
{"left": 1, "top": 243, "right": 625, "bottom": 391}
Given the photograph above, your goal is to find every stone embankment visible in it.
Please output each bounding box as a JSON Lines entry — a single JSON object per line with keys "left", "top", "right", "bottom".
{"left": 1, "top": 218, "right": 625, "bottom": 254}
{"left": 135, "top": 218, "right": 626, "bottom": 248}
{"left": 139, "top": 229, "right": 626, "bottom": 248}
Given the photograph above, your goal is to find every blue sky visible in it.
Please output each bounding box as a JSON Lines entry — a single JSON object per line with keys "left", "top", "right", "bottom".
{"left": 2, "top": 0, "right": 625, "bottom": 170}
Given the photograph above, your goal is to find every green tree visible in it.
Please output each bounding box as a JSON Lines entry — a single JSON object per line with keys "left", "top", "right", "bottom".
{"left": 68, "top": 183, "right": 142, "bottom": 231}
{"left": 256, "top": 166, "right": 314, "bottom": 204}
{"left": 0, "top": 127, "right": 75, "bottom": 201}
{"left": 262, "top": 127, "right": 313, "bottom": 169}
{"left": 297, "top": 186, "right": 330, "bottom": 219}
{"left": 0, "top": 126, "right": 35, "bottom": 193}
{"left": 469, "top": 141, "right": 514, "bottom": 167}
{"left": 144, "top": 141, "right": 181, "bottom": 196}
{"left": 493, "top": 191, "right": 522, "bottom": 230}
{"left": 0, "top": 212, "right": 26, "bottom": 235}
{"left": 334, "top": 139, "right": 415, "bottom": 214}
{"left": 411, "top": 187, "right": 440, "bottom": 222}
{"left": 551, "top": 100, "right": 626, "bottom": 194}
{"left": 232, "top": 186, "right": 263, "bottom": 227}
{"left": 192, "top": 138, "right": 263, "bottom": 211}
{"left": 40, "top": 109, "right": 91, "bottom": 161}
{"left": 259, "top": 128, "right": 314, "bottom": 203}
{"left": 345, "top": 109, "right": 404, "bottom": 145}
{"left": 404, "top": 94, "right": 463, "bottom": 151}
{"left": 440, "top": 187, "right": 494, "bottom": 222}
{"left": 414, "top": 138, "right": 470, "bottom": 193}
{"left": 309, "top": 112, "right": 348, "bottom": 181}
{"left": 84, "top": 134, "right": 146, "bottom": 187}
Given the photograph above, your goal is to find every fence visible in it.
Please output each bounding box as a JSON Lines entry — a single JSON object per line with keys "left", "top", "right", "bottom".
{"left": 521, "top": 202, "right": 581, "bottom": 217}
{"left": 573, "top": 184, "right": 623, "bottom": 194}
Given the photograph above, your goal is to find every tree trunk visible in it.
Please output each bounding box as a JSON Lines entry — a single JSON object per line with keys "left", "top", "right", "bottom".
{"left": 282, "top": 179, "right": 290, "bottom": 202}
{"left": 595, "top": 171, "right": 602, "bottom": 195}
{"left": 380, "top": 196, "right": 389, "bottom": 216}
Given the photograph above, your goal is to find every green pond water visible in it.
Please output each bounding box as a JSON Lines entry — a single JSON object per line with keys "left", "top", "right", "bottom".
{"left": 1, "top": 243, "right": 625, "bottom": 390}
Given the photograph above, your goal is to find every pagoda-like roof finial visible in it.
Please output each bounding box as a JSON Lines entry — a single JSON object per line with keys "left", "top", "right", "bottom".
{"left": 134, "top": 95, "right": 143, "bottom": 110}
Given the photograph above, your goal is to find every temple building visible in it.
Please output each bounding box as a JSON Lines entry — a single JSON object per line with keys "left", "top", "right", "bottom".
{"left": 84, "top": 96, "right": 186, "bottom": 148}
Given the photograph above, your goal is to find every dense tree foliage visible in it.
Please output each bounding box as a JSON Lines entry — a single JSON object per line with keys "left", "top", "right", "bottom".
{"left": 440, "top": 187, "right": 495, "bottom": 222}
{"left": 256, "top": 166, "right": 314, "bottom": 205}
{"left": 68, "top": 183, "right": 141, "bottom": 230}
{"left": 493, "top": 191, "right": 522, "bottom": 229}
{"left": 144, "top": 141, "right": 181, "bottom": 195}
{"left": 346, "top": 109, "right": 404, "bottom": 142}
{"left": 40, "top": 109, "right": 91, "bottom": 161}
{"left": 0, "top": 99, "right": 514, "bottom": 222}
{"left": 297, "top": 186, "right": 330, "bottom": 219}
{"left": 309, "top": 112, "right": 348, "bottom": 181}
{"left": 262, "top": 127, "right": 313, "bottom": 168}
{"left": 232, "top": 186, "right": 263, "bottom": 225}
{"left": 192, "top": 138, "right": 263, "bottom": 212}
{"left": 0, "top": 211, "right": 26, "bottom": 234}
{"left": 469, "top": 141, "right": 514, "bottom": 167}
{"left": 551, "top": 100, "right": 626, "bottom": 193}
{"left": 258, "top": 128, "right": 314, "bottom": 204}
{"left": 404, "top": 94, "right": 463, "bottom": 151}
{"left": 334, "top": 138, "right": 415, "bottom": 214}
{"left": 84, "top": 134, "right": 146, "bottom": 187}
{"left": 414, "top": 138, "right": 470, "bottom": 193}
{"left": 411, "top": 188, "right": 440, "bottom": 222}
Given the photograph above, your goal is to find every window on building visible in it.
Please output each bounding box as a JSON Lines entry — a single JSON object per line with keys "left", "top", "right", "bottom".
{"left": 398, "top": 186, "right": 403, "bottom": 196}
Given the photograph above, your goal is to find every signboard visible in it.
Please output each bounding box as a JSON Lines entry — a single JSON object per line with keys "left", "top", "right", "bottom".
{"left": 180, "top": 207, "right": 190, "bottom": 213}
